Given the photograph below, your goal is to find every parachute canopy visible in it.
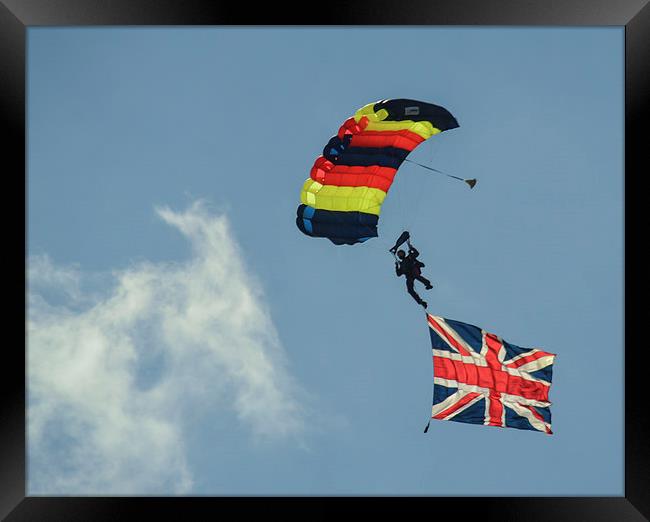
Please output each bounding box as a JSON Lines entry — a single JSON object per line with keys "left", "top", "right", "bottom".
{"left": 296, "top": 98, "right": 459, "bottom": 245}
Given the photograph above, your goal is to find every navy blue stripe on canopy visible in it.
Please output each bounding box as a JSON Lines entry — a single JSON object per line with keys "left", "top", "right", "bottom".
{"left": 323, "top": 134, "right": 411, "bottom": 168}
{"left": 296, "top": 204, "right": 378, "bottom": 245}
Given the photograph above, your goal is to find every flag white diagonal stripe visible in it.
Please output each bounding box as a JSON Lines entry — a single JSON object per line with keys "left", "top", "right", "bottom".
{"left": 428, "top": 315, "right": 477, "bottom": 356}
{"left": 508, "top": 402, "right": 551, "bottom": 433}
{"left": 512, "top": 355, "right": 555, "bottom": 374}
{"left": 430, "top": 390, "right": 466, "bottom": 417}
{"left": 441, "top": 393, "right": 484, "bottom": 421}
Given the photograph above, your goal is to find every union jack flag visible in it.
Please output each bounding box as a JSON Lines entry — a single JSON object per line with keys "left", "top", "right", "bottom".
{"left": 427, "top": 314, "right": 556, "bottom": 434}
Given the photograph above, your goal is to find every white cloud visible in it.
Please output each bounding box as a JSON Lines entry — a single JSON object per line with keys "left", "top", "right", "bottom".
{"left": 27, "top": 201, "right": 304, "bottom": 494}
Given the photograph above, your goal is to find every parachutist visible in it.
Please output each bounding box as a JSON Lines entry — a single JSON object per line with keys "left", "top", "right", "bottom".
{"left": 395, "top": 240, "right": 433, "bottom": 307}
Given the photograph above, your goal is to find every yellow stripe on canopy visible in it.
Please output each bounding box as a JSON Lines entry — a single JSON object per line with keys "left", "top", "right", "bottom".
{"left": 300, "top": 179, "right": 386, "bottom": 216}
{"left": 364, "top": 120, "right": 441, "bottom": 139}
{"left": 354, "top": 102, "right": 390, "bottom": 122}
{"left": 353, "top": 104, "right": 441, "bottom": 139}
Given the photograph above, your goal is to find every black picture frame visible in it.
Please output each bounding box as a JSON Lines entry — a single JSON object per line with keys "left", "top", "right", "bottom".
{"left": 3, "top": 1, "right": 647, "bottom": 520}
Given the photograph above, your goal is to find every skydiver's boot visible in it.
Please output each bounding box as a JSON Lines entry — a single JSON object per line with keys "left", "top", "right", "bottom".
{"left": 421, "top": 301, "right": 428, "bottom": 309}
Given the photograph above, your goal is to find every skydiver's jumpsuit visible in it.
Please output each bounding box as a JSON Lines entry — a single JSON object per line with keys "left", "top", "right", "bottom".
{"left": 395, "top": 246, "right": 432, "bottom": 306}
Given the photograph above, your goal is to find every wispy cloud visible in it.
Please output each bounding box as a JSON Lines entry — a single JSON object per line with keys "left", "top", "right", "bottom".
{"left": 27, "top": 201, "right": 304, "bottom": 494}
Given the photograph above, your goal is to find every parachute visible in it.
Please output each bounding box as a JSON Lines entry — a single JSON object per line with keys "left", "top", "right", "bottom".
{"left": 296, "top": 99, "right": 459, "bottom": 245}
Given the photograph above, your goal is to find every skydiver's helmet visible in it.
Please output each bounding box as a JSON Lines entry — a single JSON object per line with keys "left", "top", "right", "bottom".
{"left": 397, "top": 250, "right": 406, "bottom": 259}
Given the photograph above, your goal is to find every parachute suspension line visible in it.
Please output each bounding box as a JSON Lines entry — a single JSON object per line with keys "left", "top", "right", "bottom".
{"left": 405, "top": 139, "right": 436, "bottom": 232}
{"left": 390, "top": 169, "right": 407, "bottom": 240}
{"left": 403, "top": 158, "right": 477, "bottom": 189}
{"left": 361, "top": 229, "right": 391, "bottom": 255}
{"left": 405, "top": 165, "right": 424, "bottom": 232}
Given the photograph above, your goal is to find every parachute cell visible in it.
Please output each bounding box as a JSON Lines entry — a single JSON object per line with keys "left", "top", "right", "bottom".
{"left": 296, "top": 98, "right": 459, "bottom": 245}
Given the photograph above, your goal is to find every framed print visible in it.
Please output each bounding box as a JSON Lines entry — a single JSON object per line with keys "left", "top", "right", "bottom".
{"left": 3, "top": 1, "right": 648, "bottom": 520}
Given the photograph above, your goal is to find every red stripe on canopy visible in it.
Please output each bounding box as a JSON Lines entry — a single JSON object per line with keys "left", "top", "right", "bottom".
{"left": 309, "top": 156, "right": 397, "bottom": 192}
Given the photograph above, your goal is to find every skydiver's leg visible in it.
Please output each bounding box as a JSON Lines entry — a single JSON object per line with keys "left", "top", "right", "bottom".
{"left": 406, "top": 277, "right": 425, "bottom": 305}
{"left": 415, "top": 274, "right": 433, "bottom": 290}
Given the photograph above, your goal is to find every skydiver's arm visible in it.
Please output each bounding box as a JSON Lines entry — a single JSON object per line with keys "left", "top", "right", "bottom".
{"left": 395, "top": 262, "right": 402, "bottom": 276}
{"left": 409, "top": 246, "right": 419, "bottom": 258}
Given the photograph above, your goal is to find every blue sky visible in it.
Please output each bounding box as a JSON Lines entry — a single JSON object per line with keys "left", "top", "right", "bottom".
{"left": 27, "top": 27, "right": 624, "bottom": 495}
